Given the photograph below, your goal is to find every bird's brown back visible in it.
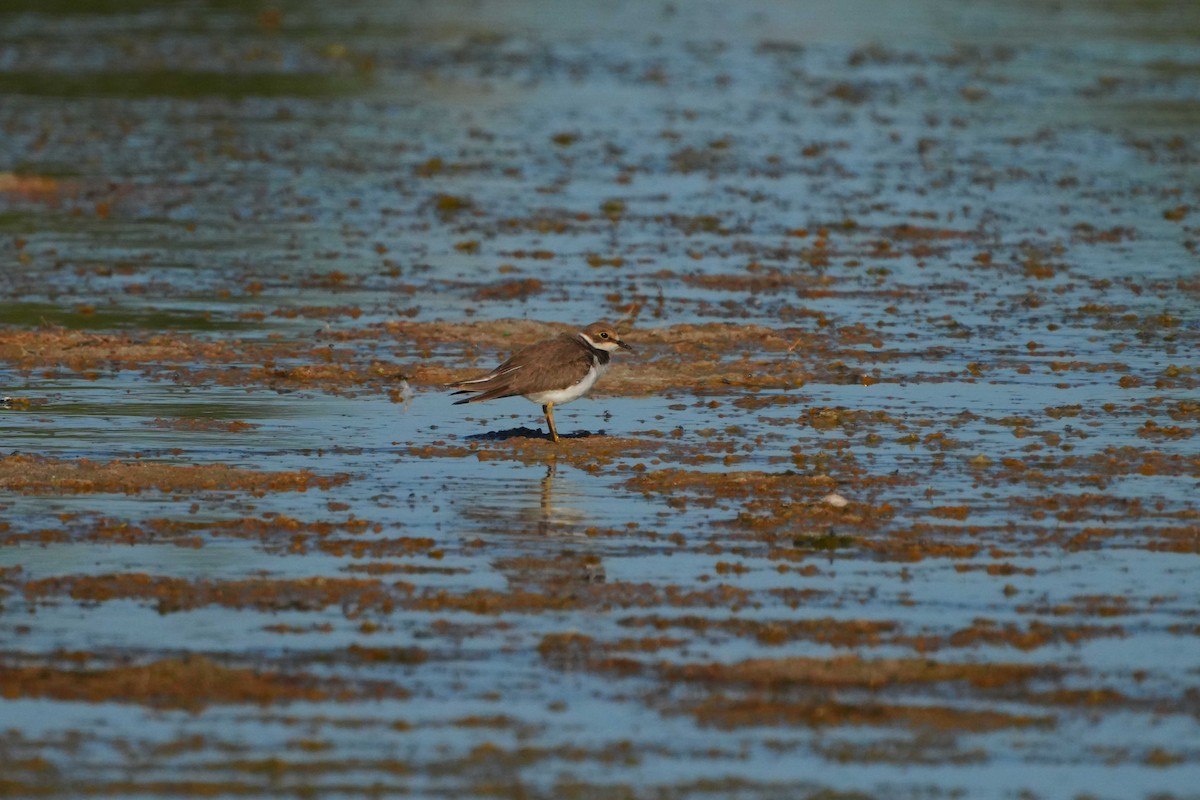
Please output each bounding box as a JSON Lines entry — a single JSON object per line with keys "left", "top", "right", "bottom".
{"left": 451, "top": 333, "right": 600, "bottom": 402}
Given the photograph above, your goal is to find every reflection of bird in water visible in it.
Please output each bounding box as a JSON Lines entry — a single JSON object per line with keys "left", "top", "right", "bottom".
{"left": 536, "top": 460, "right": 561, "bottom": 534}
{"left": 462, "top": 461, "right": 606, "bottom": 583}
{"left": 460, "top": 460, "right": 583, "bottom": 534}
{"left": 446, "top": 321, "right": 633, "bottom": 443}
{"left": 536, "top": 462, "right": 606, "bottom": 582}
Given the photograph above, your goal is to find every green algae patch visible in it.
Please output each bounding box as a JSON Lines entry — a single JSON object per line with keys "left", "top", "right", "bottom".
{"left": 664, "top": 655, "right": 1051, "bottom": 690}
{"left": 0, "top": 71, "right": 368, "bottom": 99}
{"left": 0, "top": 655, "right": 393, "bottom": 711}
{"left": 685, "top": 696, "right": 1054, "bottom": 732}
{"left": 0, "top": 454, "right": 348, "bottom": 495}
{"left": 20, "top": 574, "right": 403, "bottom": 615}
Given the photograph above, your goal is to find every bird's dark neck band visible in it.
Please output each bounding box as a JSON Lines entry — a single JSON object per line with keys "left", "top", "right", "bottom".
{"left": 577, "top": 334, "right": 611, "bottom": 365}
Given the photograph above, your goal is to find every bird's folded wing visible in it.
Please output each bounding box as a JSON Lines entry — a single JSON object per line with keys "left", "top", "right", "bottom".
{"left": 449, "top": 335, "right": 593, "bottom": 398}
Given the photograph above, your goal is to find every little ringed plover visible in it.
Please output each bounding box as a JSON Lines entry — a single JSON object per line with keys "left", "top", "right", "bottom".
{"left": 447, "top": 321, "right": 633, "bottom": 442}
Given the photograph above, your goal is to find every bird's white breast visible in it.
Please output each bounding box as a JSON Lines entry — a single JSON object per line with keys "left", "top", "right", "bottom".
{"left": 525, "top": 360, "right": 608, "bottom": 406}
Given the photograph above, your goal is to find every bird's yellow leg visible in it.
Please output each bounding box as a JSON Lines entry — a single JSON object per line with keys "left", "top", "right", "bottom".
{"left": 543, "top": 403, "right": 560, "bottom": 443}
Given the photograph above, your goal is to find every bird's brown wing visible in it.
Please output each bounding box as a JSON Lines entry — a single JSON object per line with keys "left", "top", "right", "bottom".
{"left": 449, "top": 334, "right": 593, "bottom": 404}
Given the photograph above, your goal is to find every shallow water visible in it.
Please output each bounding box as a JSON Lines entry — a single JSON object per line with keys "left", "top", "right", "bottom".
{"left": 2, "top": 1, "right": 1199, "bottom": 798}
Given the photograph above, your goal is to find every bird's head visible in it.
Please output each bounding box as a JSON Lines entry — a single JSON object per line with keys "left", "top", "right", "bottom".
{"left": 580, "top": 321, "right": 633, "bottom": 353}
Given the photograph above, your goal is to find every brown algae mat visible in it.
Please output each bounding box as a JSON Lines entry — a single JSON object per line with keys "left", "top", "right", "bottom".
{"left": 2, "top": 1, "right": 1200, "bottom": 799}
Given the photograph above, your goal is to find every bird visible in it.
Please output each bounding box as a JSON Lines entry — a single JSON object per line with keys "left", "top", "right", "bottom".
{"left": 446, "top": 321, "right": 633, "bottom": 442}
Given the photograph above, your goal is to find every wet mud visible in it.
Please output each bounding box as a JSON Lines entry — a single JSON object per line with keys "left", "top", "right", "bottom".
{"left": 2, "top": 1, "right": 1199, "bottom": 798}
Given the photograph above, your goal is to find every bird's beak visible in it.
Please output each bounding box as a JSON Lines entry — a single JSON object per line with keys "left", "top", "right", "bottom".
{"left": 617, "top": 338, "right": 633, "bottom": 352}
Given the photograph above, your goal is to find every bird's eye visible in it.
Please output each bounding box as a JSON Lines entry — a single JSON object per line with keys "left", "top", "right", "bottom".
{"left": 600, "top": 331, "right": 610, "bottom": 339}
